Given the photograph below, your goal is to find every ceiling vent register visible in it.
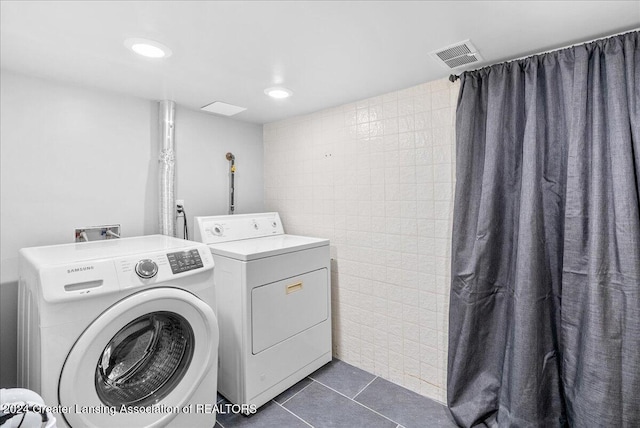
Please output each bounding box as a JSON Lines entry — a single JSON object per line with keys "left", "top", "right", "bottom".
{"left": 430, "top": 40, "right": 482, "bottom": 69}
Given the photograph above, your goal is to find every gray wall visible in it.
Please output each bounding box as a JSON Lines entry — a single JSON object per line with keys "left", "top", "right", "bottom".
{"left": 175, "top": 105, "right": 265, "bottom": 220}
{"left": 0, "top": 70, "right": 263, "bottom": 387}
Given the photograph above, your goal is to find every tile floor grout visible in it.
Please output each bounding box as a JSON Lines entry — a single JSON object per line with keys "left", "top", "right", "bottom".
{"left": 278, "top": 379, "right": 314, "bottom": 406}
{"left": 352, "top": 375, "right": 378, "bottom": 400}
{"left": 272, "top": 399, "right": 315, "bottom": 427}
{"left": 307, "top": 377, "right": 401, "bottom": 427}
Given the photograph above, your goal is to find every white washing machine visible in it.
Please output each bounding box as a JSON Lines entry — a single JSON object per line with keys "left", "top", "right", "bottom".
{"left": 17, "top": 235, "right": 219, "bottom": 428}
{"left": 194, "top": 212, "right": 331, "bottom": 409}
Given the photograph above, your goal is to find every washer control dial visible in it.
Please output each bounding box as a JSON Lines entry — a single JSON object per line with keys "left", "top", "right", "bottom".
{"left": 135, "top": 259, "right": 158, "bottom": 279}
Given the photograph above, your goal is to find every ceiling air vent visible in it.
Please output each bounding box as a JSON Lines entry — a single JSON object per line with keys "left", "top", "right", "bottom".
{"left": 430, "top": 40, "right": 482, "bottom": 70}
{"left": 201, "top": 101, "right": 247, "bottom": 117}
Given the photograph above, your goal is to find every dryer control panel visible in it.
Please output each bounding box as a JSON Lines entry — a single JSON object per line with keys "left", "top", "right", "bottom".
{"left": 195, "top": 212, "right": 285, "bottom": 244}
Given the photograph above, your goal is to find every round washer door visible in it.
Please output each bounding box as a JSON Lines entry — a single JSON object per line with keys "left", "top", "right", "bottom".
{"left": 59, "top": 287, "right": 218, "bottom": 428}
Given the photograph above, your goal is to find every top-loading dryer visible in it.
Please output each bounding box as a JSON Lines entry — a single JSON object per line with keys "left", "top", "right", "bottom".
{"left": 194, "top": 212, "right": 331, "bottom": 409}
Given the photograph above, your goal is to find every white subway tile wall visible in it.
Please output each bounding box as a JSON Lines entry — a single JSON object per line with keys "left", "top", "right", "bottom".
{"left": 264, "top": 78, "right": 459, "bottom": 403}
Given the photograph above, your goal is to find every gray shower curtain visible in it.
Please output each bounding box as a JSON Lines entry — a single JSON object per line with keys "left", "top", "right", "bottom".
{"left": 447, "top": 31, "right": 639, "bottom": 427}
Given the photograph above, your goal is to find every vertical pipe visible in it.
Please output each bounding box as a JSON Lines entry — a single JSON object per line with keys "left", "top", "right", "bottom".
{"left": 226, "top": 152, "right": 235, "bottom": 214}
{"left": 159, "top": 100, "right": 176, "bottom": 236}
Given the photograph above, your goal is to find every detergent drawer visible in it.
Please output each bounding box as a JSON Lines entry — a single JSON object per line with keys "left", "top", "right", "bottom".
{"left": 251, "top": 268, "right": 328, "bottom": 354}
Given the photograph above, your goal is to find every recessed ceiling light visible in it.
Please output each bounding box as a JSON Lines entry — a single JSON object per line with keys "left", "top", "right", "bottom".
{"left": 124, "top": 38, "right": 172, "bottom": 59}
{"left": 264, "top": 87, "right": 293, "bottom": 99}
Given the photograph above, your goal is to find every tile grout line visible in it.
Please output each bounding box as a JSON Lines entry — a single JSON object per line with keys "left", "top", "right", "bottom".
{"left": 272, "top": 399, "right": 315, "bottom": 427}
{"left": 215, "top": 395, "right": 227, "bottom": 428}
{"left": 279, "top": 379, "right": 315, "bottom": 406}
{"left": 308, "top": 378, "right": 401, "bottom": 427}
{"left": 352, "top": 375, "right": 378, "bottom": 400}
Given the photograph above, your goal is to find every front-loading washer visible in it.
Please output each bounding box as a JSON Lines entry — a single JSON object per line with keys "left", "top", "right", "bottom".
{"left": 17, "top": 235, "right": 219, "bottom": 427}
{"left": 194, "top": 212, "right": 332, "bottom": 410}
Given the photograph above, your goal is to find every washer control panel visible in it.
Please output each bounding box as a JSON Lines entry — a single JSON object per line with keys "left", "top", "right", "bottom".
{"left": 167, "top": 249, "right": 204, "bottom": 274}
{"left": 39, "top": 243, "right": 214, "bottom": 302}
{"left": 194, "top": 212, "right": 284, "bottom": 244}
{"left": 116, "top": 246, "right": 213, "bottom": 288}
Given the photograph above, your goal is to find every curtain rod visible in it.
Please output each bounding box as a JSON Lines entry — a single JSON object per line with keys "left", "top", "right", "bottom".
{"left": 448, "top": 28, "right": 638, "bottom": 82}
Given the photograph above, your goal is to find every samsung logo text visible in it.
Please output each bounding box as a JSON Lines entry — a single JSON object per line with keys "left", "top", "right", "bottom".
{"left": 67, "top": 266, "right": 94, "bottom": 274}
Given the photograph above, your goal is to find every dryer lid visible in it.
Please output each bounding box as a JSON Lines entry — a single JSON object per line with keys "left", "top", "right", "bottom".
{"left": 208, "top": 234, "right": 329, "bottom": 261}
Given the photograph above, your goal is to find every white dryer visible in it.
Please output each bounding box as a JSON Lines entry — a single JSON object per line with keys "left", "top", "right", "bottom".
{"left": 194, "top": 213, "right": 331, "bottom": 409}
{"left": 18, "top": 235, "right": 219, "bottom": 428}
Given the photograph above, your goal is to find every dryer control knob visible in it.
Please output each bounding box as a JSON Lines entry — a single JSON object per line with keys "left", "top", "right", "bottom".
{"left": 135, "top": 259, "right": 158, "bottom": 279}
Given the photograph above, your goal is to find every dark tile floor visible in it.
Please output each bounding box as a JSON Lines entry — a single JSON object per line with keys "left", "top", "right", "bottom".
{"left": 215, "top": 359, "right": 457, "bottom": 428}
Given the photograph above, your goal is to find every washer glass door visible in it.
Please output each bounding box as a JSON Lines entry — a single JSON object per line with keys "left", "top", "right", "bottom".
{"left": 59, "top": 287, "right": 218, "bottom": 428}
{"left": 95, "top": 311, "right": 194, "bottom": 407}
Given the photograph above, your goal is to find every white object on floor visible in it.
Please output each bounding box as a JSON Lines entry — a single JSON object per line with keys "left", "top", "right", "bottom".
{"left": 18, "top": 235, "right": 219, "bottom": 428}
{"left": 194, "top": 212, "right": 332, "bottom": 410}
{"left": 0, "top": 388, "right": 57, "bottom": 428}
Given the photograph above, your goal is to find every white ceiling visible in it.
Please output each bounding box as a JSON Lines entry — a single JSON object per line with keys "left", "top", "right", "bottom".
{"left": 1, "top": 1, "right": 638, "bottom": 124}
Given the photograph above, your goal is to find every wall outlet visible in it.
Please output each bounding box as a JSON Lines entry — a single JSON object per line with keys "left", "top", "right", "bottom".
{"left": 176, "top": 200, "right": 185, "bottom": 216}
